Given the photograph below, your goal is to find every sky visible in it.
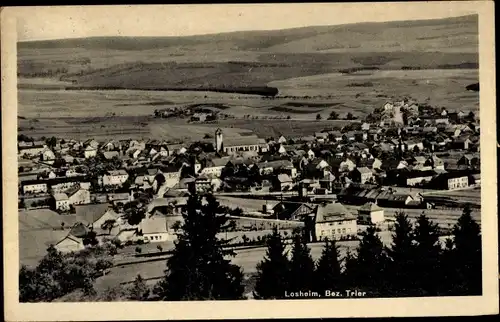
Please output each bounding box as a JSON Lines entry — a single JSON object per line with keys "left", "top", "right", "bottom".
{"left": 14, "top": 3, "right": 478, "bottom": 41}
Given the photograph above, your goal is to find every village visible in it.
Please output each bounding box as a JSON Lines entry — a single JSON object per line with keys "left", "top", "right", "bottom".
{"left": 18, "top": 98, "right": 481, "bottom": 280}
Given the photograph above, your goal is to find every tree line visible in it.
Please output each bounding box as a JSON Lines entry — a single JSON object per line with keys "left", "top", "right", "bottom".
{"left": 19, "top": 194, "right": 481, "bottom": 302}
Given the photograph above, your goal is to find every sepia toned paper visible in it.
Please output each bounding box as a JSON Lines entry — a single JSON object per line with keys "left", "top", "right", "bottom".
{"left": 2, "top": 2, "right": 499, "bottom": 320}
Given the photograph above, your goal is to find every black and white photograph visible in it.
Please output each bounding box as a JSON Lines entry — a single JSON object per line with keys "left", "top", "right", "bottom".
{"left": 2, "top": 2, "right": 498, "bottom": 320}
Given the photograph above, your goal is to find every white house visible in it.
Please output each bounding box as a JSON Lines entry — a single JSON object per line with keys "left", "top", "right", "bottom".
{"left": 140, "top": 216, "right": 170, "bottom": 243}
{"left": 22, "top": 182, "right": 48, "bottom": 194}
{"left": 84, "top": 146, "right": 97, "bottom": 159}
{"left": 54, "top": 234, "right": 85, "bottom": 253}
{"left": 53, "top": 193, "right": 70, "bottom": 211}
{"left": 42, "top": 148, "right": 56, "bottom": 161}
{"left": 314, "top": 202, "right": 358, "bottom": 241}
{"left": 102, "top": 170, "right": 129, "bottom": 187}
{"left": 358, "top": 202, "right": 385, "bottom": 224}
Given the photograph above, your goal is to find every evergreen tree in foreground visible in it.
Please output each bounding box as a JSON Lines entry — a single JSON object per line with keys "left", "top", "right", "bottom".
{"left": 254, "top": 227, "right": 290, "bottom": 299}
{"left": 314, "top": 238, "right": 342, "bottom": 293}
{"left": 153, "top": 194, "right": 244, "bottom": 300}
{"left": 288, "top": 230, "right": 315, "bottom": 293}
{"left": 386, "top": 212, "right": 416, "bottom": 295}
{"left": 449, "top": 204, "right": 482, "bottom": 295}
{"left": 413, "top": 214, "right": 442, "bottom": 296}
{"left": 345, "top": 225, "right": 388, "bottom": 293}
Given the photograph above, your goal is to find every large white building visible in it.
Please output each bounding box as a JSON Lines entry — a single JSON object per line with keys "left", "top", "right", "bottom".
{"left": 102, "top": 170, "right": 129, "bottom": 187}
{"left": 314, "top": 202, "right": 357, "bottom": 241}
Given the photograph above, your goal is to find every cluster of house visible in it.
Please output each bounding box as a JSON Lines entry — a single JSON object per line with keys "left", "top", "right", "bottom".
{"left": 270, "top": 199, "right": 386, "bottom": 242}
{"left": 17, "top": 100, "right": 481, "bottom": 254}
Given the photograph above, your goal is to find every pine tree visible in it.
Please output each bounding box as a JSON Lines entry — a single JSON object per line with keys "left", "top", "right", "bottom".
{"left": 254, "top": 227, "right": 290, "bottom": 299}
{"left": 347, "top": 225, "right": 388, "bottom": 293}
{"left": 451, "top": 204, "right": 482, "bottom": 295}
{"left": 314, "top": 238, "right": 342, "bottom": 293}
{"left": 153, "top": 194, "right": 244, "bottom": 300}
{"left": 289, "top": 230, "right": 315, "bottom": 293}
{"left": 413, "top": 214, "right": 442, "bottom": 296}
{"left": 128, "top": 274, "right": 150, "bottom": 301}
{"left": 387, "top": 212, "right": 416, "bottom": 295}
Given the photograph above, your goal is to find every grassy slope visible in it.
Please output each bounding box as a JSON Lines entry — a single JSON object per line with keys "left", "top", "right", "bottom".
{"left": 17, "top": 14, "right": 478, "bottom": 91}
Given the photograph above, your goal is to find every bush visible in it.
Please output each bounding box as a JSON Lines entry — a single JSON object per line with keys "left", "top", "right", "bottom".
{"left": 135, "top": 246, "right": 142, "bottom": 254}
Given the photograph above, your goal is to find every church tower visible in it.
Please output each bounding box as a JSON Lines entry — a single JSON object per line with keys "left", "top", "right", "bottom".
{"left": 215, "top": 128, "right": 223, "bottom": 152}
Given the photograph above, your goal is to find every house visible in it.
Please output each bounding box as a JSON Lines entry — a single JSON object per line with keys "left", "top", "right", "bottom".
{"left": 18, "top": 143, "right": 46, "bottom": 158}
{"left": 278, "top": 135, "right": 287, "bottom": 144}
{"left": 351, "top": 167, "right": 374, "bottom": 184}
{"left": 328, "top": 131, "right": 343, "bottom": 142}
{"left": 90, "top": 208, "right": 121, "bottom": 236}
{"left": 41, "top": 148, "right": 56, "bottom": 161}
{"left": 53, "top": 193, "right": 70, "bottom": 211}
{"left": 431, "top": 172, "right": 469, "bottom": 190}
{"left": 452, "top": 137, "right": 473, "bottom": 150}
{"left": 66, "top": 184, "right": 91, "bottom": 206}
{"left": 314, "top": 202, "right": 357, "bottom": 241}
{"left": 84, "top": 146, "right": 97, "bottom": 159}
{"left": 404, "top": 140, "right": 424, "bottom": 152}
{"left": 256, "top": 160, "right": 296, "bottom": 178}
{"left": 278, "top": 144, "right": 287, "bottom": 155}
{"left": 425, "top": 155, "right": 445, "bottom": 171}
{"left": 361, "top": 122, "right": 370, "bottom": 131}
{"left": 201, "top": 157, "right": 230, "bottom": 177}
{"left": 140, "top": 216, "right": 170, "bottom": 243}
{"left": 273, "top": 173, "right": 293, "bottom": 191}
{"left": 102, "top": 140, "right": 118, "bottom": 151}
{"left": 272, "top": 202, "right": 315, "bottom": 221}
{"left": 103, "top": 151, "right": 120, "bottom": 160}
{"left": 402, "top": 170, "right": 436, "bottom": 186}
{"left": 307, "top": 149, "right": 315, "bottom": 160}
{"left": 315, "top": 132, "right": 329, "bottom": 143}
{"left": 102, "top": 170, "right": 129, "bottom": 187}
{"left": 54, "top": 233, "right": 85, "bottom": 254}
{"left": 339, "top": 158, "right": 356, "bottom": 172}
{"left": 83, "top": 139, "right": 99, "bottom": 150}
{"left": 22, "top": 181, "right": 48, "bottom": 194}
{"left": 358, "top": 202, "right": 385, "bottom": 224}
{"left": 458, "top": 153, "right": 480, "bottom": 168}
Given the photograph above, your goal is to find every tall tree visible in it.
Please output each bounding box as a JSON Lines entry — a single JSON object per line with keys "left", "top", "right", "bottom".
{"left": 451, "top": 204, "right": 482, "bottom": 295}
{"left": 254, "top": 227, "right": 290, "bottom": 299}
{"left": 128, "top": 274, "right": 150, "bottom": 301}
{"left": 346, "top": 225, "right": 388, "bottom": 292}
{"left": 387, "top": 212, "right": 416, "bottom": 295}
{"left": 314, "top": 238, "right": 342, "bottom": 293}
{"left": 289, "top": 230, "right": 315, "bottom": 292}
{"left": 413, "top": 214, "right": 442, "bottom": 296}
{"left": 153, "top": 194, "right": 244, "bottom": 300}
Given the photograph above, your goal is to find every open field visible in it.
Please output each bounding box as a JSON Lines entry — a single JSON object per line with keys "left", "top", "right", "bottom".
{"left": 269, "top": 69, "right": 479, "bottom": 114}
{"left": 18, "top": 112, "right": 358, "bottom": 141}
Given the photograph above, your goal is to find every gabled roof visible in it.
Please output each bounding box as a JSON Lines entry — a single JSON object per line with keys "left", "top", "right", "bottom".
{"left": 277, "top": 173, "right": 292, "bottom": 183}
{"left": 107, "top": 169, "right": 128, "bottom": 176}
{"left": 359, "top": 202, "right": 383, "bottom": 212}
{"left": 53, "top": 193, "right": 69, "bottom": 201}
{"left": 315, "top": 202, "right": 355, "bottom": 223}
{"left": 356, "top": 167, "right": 372, "bottom": 174}
{"left": 140, "top": 216, "right": 168, "bottom": 234}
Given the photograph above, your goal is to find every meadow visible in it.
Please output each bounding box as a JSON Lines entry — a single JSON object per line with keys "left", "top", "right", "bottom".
{"left": 17, "top": 14, "right": 479, "bottom": 141}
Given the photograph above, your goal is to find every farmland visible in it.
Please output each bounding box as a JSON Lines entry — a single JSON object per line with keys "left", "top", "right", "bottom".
{"left": 17, "top": 14, "right": 478, "bottom": 141}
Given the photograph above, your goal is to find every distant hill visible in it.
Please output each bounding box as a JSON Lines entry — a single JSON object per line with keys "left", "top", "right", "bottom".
{"left": 17, "top": 14, "right": 478, "bottom": 95}
{"left": 18, "top": 14, "right": 478, "bottom": 53}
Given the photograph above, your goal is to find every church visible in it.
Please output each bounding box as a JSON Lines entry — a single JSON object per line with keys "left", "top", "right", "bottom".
{"left": 214, "top": 128, "right": 266, "bottom": 155}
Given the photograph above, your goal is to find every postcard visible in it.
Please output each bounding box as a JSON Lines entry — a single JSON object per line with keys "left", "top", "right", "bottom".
{"left": 2, "top": 2, "right": 498, "bottom": 320}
